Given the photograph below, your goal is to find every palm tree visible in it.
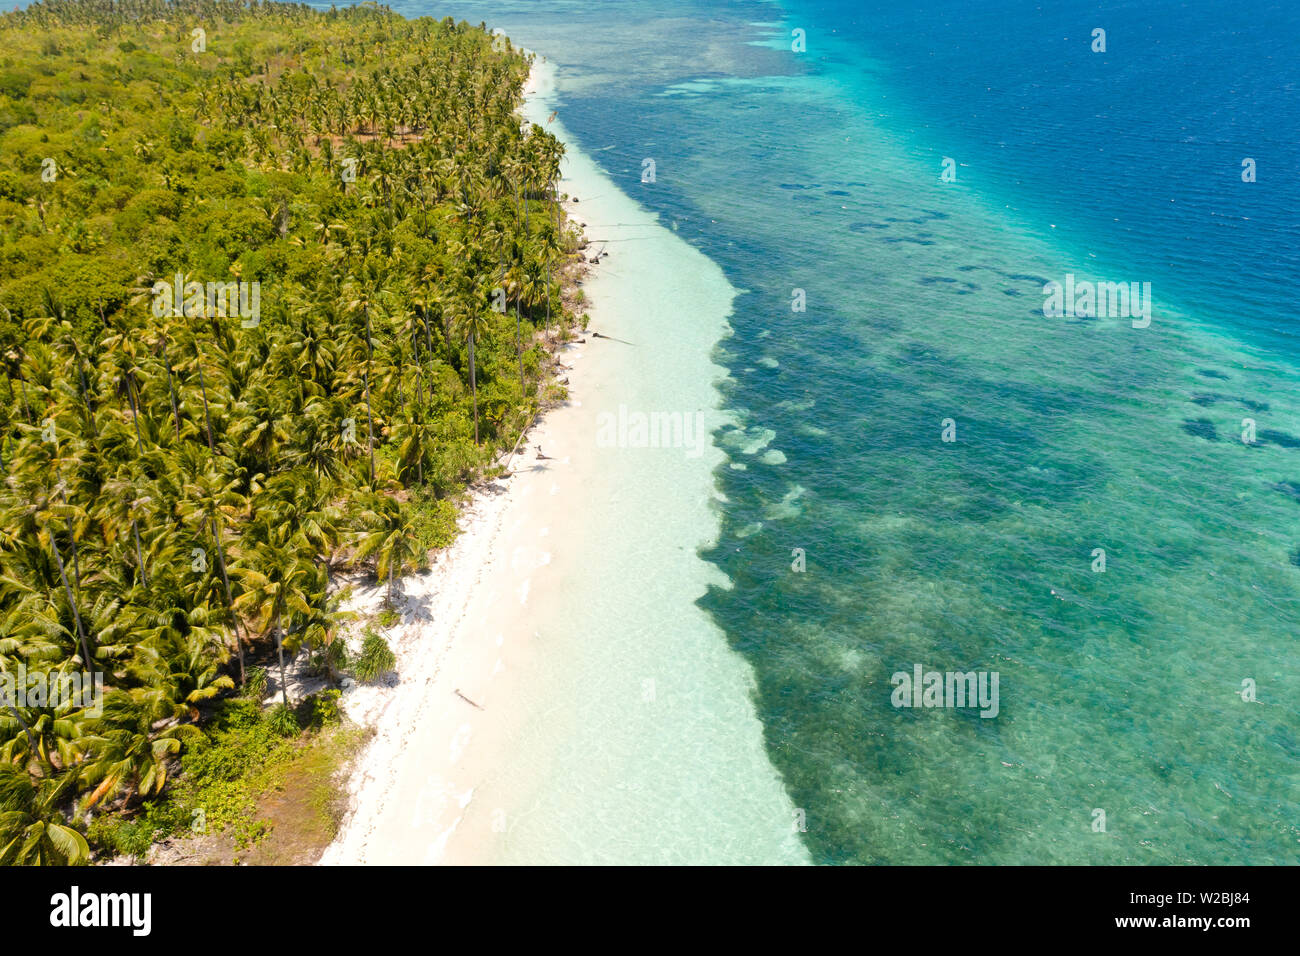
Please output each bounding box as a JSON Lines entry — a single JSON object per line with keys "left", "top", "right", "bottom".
{"left": 97, "top": 319, "right": 148, "bottom": 452}
{"left": 232, "top": 520, "right": 317, "bottom": 707}
{"left": 0, "top": 0, "right": 573, "bottom": 841}
{"left": 355, "top": 492, "right": 421, "bottom": 608}
{"left": 0, "top": 653, "right": 42, "bottom": 769}
{"left": 444, "top": 267, "right": 489, "bottom": 445}
{"left": 342, "top": 280, "right": 380, "bottom": 484}
{"left": 0, "top": 765, "right": 89, "bottom": 865}
{"left": 177, "top": 466, "right": 249, "bottom": 684}
{"left": 44, "top": 525, "right": 93, "bottom": 669}
{"left": 80, "top": 690, "right": 200, "bottom": 810}
{"left": 136, "top": 628, "right": 235, "bottom": 721}
{"left": 392, "top": 419, "right": 435, "bottom": 486}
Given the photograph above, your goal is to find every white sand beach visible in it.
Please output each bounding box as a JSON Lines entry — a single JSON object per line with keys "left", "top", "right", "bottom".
{"left": 321, "top": 58, "right": 807, "bottom": 866}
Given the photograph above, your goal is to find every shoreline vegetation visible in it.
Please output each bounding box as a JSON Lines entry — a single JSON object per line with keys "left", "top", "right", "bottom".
{"left": 0, "top": 0, "right": 594, "bottom": 864}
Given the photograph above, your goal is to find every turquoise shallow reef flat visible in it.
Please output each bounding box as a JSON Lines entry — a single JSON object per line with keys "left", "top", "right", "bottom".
{"left": 357, "top": 0, "right": 1300, "bottom": 863}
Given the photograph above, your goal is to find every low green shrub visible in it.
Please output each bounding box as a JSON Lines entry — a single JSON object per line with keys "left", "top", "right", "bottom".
{"left": 352, "top": 630, "right": 396, "bottom": 682}
{"left": 241, "top": 666, "right": 269, "bottom": 701}
{"left": 267, "top": 703, "right": 301, "bottom": 737}
{"left": 305, "top": 689, "right": 342, "bottom": 728}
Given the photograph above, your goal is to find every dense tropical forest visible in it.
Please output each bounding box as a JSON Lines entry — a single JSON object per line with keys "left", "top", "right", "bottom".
{"left": 0, "top": 0, "right": 579, "bottom": 863}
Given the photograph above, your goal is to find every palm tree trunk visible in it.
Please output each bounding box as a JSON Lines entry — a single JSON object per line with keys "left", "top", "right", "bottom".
{"left": 211, "top": 519, "right": 245, "bottom": 685}
{"left": 516, "top": 298, "right": 524, "bottom": 396}
{"left": 67, "top": 533, "right": 82, "bottom": 597}
{"left": 422, "top": 306, "right": 435, "bottom": 355}
{"left": 364, "top": 305, "right": 375, "bottom": 485}
{"left": 124, "top": 373, "right": 143, "bottom": 450}
{"left": 160, "top": 337, "right": 181, "bottom": 439}
{"left": 6, "top": 704, "right": 38, "bottom": 764}
{"left": 70, "top": 340, "right": 92, "bottom": 425}
{"left": 131, "top": 518, "right": 148, "bottom": 588}
{"left": 18, "top": 376, "right": 31, "bottom": 424}
{"left": 60, "top": 492, "right": 82, "bottom": 594}
{"left": 51, "top": 535, "right": 92, "bottom": 667}
{"left": 196, "top": 361, "right": 215, "bottom": 452}
{"left": 411, "top": 329, "right": 425, "bottom": 406}
{"left": 275, "top": 608, "right": 289, "bottom": 708}
{"left": 469, "top": 331, "right": 479, "bottom": 445}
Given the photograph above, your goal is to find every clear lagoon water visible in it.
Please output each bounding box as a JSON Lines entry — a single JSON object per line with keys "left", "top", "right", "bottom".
{"left": 357, "top": 0, "right": 1299, "bottom": 863}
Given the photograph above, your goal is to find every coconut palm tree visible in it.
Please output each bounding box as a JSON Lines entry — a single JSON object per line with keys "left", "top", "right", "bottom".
{"left": 0, "top": 764, "right": 89, "bottom": 865}
{"left": 231, "top": 519, "right": 318, "bottom": 707}
{"left": 80, "top": 690, "right": 201, "bottom": 810}
{"left": 0, "top": 0, "right": 578, "bottom": 849}
{"left": 354, "top": 492, "right": 421, "bottom": 609}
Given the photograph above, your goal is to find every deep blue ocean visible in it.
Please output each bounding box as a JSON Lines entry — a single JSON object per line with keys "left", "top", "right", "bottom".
{"left": 813, "top": 0, "right": 1300, "bottom": 355}
{"left": 352, "top": 0, "right": 1300, "bottom": 862}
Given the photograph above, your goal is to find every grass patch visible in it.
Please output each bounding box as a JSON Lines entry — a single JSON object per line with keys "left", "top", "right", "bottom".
{"left": 408, "top": 488, "right": 460, "bottom": 553}
{"left": 352, "top": 630, "right": 396, "bottom": 683}
{"left": 234, "top": 722, "right": 369, "bottom": 866}
{"left": 88, "top": 694, "right": 369, "bottom": 864}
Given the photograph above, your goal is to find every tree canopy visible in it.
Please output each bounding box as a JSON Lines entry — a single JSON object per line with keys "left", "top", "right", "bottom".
{"left": 0, "top": 0, "right": 578, "bottom": 862}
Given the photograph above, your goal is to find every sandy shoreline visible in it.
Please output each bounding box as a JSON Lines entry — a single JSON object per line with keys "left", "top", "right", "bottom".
{"left": 323, "top": 52, "right": 807, "bottom": 865}
{"left": 320, "top": 59, "right": 601, "bottom": 865}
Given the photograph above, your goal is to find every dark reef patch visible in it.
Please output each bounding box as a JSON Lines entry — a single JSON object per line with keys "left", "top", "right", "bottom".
{"left": 884, "top": 210, "right": 949, "bottom": 226}
{"left": 914, "top": 274, "right": 979, "bottom": 291}
{"left": 1183, "top": 418, "right": 1218, "bottom": 441}
{"left": 897, "top": 341, "right": 955, "bottom": 369}
{"left": 880, "top": 235, "right": 936, "bottom": 245}
{"left": 1273, "top": 480, "right": 1300, "bottom": 502}
{"left": 1004, "top": 272, "right": 1052, "bottom": 286}
{"left": 1259, "top": 429, "right": 1300, "bottom": 449}
{"left": 1190, "top": 392, "right": 1270, "bottom": 412}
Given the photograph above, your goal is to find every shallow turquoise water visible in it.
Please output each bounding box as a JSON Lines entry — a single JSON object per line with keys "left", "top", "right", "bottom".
{"left": 361, "top": 0, "right": 1300, "bottom": 863}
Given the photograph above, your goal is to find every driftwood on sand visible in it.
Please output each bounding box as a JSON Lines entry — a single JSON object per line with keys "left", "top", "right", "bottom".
{"left": 590, "top": 331, "right": 635, "bottom": 345}
{"left": 455, "top": 688, "right": 485, "bottom": 710}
